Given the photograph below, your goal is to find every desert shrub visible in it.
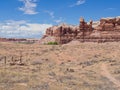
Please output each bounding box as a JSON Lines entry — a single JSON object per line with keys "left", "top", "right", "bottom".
{"left": 31, "top": 60, "right": 43, "bottom": 65}
{"left": 47, "top": 42, "right": 58, "bottom": 45}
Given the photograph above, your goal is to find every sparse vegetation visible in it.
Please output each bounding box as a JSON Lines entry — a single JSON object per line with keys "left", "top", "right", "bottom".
{"left": 0, "top": 42, "right": 120, "bottom": 90}
{"left": 46, "top": 42, "right": 58, "bottom": 45}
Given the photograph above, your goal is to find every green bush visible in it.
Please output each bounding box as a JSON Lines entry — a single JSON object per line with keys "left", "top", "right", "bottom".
{"left": 47, "top": 42, "right": 58, "bottom": 45}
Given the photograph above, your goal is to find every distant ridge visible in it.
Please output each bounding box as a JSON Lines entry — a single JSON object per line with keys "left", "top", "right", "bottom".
{"left": 0, "top": 38, "right": 38, "bottom": 43}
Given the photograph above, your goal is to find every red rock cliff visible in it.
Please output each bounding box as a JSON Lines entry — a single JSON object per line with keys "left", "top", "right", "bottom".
{"left": 41, "top": 16, "right": 120, "bottom": 44}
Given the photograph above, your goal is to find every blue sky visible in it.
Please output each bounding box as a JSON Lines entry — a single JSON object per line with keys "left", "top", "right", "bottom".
{"left": 0, "top": 0, "right": 120, "bottom": 38}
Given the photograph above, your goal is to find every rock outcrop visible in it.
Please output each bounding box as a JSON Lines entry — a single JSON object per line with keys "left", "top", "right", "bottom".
{"left": 41, "top": 16, "right": 120, "bottom": 44}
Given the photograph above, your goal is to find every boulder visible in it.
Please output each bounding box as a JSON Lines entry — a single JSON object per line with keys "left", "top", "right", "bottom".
{"left": 100, "top": 18, "right": 116, "bottom": 24}
{"left": 104, "top": 23, "right": 114, "bottom": 28}
{"left": 92, "top": 21, "right": 100, "bottom": 28}
{"left": 116, "top": 17, "right": 120, "bottom": 25}
{"left": 80, "top": 17, "right": 84, "bottom": 23}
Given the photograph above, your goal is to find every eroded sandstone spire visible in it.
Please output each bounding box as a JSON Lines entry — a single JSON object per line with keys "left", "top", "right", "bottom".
{"left": 40, "top": 16, "right": 120, "bottom": 44}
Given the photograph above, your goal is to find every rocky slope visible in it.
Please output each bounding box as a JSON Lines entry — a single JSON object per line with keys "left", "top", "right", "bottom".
{"left": 40, "top": 16, "right": 120, "bottom": 44}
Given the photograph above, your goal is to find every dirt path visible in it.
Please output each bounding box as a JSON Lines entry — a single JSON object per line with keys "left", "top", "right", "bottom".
{"left": 101, "top": 63, "right": 120, "bottom": 89}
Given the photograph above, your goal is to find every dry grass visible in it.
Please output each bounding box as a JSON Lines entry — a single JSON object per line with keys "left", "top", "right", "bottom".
{"left": 0, "top": 42, "right": 120, "bottom": 90}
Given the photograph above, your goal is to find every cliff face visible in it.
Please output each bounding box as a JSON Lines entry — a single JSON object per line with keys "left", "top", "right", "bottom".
{"left": 41, "top": 16, "right": 120, "bottom": 44}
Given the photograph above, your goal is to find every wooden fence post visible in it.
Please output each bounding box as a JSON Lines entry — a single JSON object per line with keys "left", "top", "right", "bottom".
{"left": 4, "top": 56, "right": 6, "bottom": 65}
{"left": 20, "top": 51, "right": 22, "bottom": 64}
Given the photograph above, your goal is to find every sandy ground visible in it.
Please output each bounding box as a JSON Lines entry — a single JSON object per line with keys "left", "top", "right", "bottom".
{"left": 101, "top": 63, "right": 120, "bottom": 89}
{"left": 0, "top": 42, "right": 120, "bottom": 90}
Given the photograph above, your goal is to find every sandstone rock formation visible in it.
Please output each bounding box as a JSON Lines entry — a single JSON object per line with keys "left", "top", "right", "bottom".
{"left": 41, "top": 16, "right": 120, "bottom": 44}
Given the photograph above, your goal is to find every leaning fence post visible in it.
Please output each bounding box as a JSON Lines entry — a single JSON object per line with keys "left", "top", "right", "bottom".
{"left": 20, "top": 51, "right": 22, "bottom": 64}
{"left": 11, "top": 56, "right": 14, "bottom": 64}
{"left": 4, "top": 56, "right": 6, "bottom": 65}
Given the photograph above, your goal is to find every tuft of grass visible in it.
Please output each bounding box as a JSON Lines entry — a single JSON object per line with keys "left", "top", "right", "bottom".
{"left": 46, "top": 42, "right": 58, "bottom": 45}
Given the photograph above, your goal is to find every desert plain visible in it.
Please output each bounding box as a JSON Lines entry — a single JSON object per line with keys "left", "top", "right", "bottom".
{"left": 0, "top": 42, "right": 120, "bottom": 90}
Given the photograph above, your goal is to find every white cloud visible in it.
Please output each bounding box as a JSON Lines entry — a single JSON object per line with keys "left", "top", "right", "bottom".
{"left": 44, "top": 10, "right": 64, "bottom": 24}
{"left": 104, "top": 8, "right": 117, "bottom": 11}
{"left": 70, "top": 0, "right": 86, "bottom": 7}
{"left": 54, "top": 17, "right": 64, "bottom": 23}
{"left": 18, "top": 0, "right": 38, "bottom": 15}
{"left": 44, "top": 11, "right": 55, "bottom": 18}
{"left": 0, "top": 20, "right": 52, "bottom": 38}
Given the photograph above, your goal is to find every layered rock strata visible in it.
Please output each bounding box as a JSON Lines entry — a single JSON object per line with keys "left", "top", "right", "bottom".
{"left": 41, "top": 16, "right": 120, "bottom": 44}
